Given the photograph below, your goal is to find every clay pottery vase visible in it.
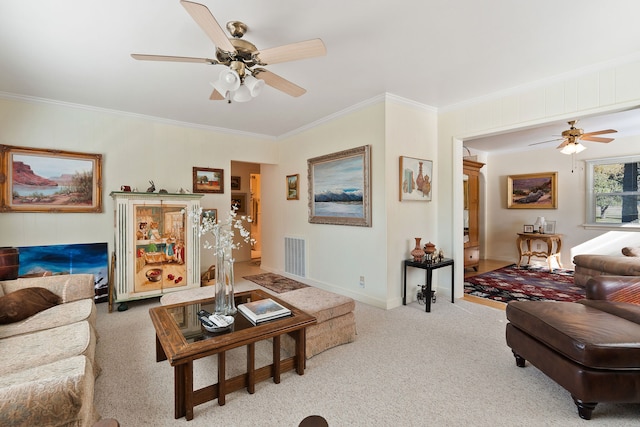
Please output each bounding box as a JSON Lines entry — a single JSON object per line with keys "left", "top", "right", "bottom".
{"left": 424, "top": 241, "right": 436, "bottom": 256}
{"left": 411, "top": 238, "right": 425, "bottom": 262}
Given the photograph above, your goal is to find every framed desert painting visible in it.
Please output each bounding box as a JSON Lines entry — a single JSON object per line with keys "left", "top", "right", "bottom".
{"left": 286, "top": 174, "right": 299, "bottom": 200}
{"left": 307, "top": 145, "right": 371, "bottom": 227}
{"left": 507, "top": 172, "right": 557, "bottom": 209}
{"left": 193, "top": 167, "right": 223, "bottom": 194}
{"left": 399, "top": 156, "right": 433, "bottom": 201}
{"left": 0, "top": 145, "right": 103, "bottom": 213}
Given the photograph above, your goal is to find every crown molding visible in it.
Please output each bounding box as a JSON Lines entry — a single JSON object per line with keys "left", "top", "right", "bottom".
{"left": 0, "top": 91, "right": 276, "bottom": 141}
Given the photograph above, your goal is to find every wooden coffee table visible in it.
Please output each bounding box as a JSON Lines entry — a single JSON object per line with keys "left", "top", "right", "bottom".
{"left": 149, "top": 289, "right": 316, "bottom": 421}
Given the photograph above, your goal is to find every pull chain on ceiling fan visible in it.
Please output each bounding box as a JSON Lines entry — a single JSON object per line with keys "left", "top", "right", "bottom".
{"left": 131, "top": 0, "right": 327, "bottom": 103}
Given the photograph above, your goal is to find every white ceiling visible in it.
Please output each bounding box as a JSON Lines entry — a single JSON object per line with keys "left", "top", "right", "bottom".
{"left": 2, "top": 0, "right": 640, "bottom": 141}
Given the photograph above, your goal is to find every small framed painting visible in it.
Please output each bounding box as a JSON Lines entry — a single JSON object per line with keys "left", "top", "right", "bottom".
{"left": 193, "top": 167, "right": 223, "bottom": 194}
{"left": 201, "top": 208, "right": 217, "bottom": 225}
{"left": 523, "top": 224, "right": 534, "bottom": 233}
{"left": 286, "top": 174, "right": 299, "bottom": 200}
{"left": 507, "top": 172, "right": 557, "bottom": 209}
{"left": 230, "top": 176, "right": 241, "bottom": 191}
{"left": 231, "top": 193, "right": 247, "bottom": 214}
{"left": 0, "top": 145, "right": 103, "bottom": 213}
{"left": 399, "top": 156, "right": 432, "bottom": 201}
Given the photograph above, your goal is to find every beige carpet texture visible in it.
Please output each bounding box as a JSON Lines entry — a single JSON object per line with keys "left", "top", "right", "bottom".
{"left": 94, "top": 263, "right": 640, "bottom": 426}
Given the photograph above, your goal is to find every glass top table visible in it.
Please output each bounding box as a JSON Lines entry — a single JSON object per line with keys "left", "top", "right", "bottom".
{"left": 149, "top": 288, "right": 316, "bottom": 421}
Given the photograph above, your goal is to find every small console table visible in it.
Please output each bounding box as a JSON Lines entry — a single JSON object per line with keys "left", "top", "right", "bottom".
{"left": 403, "top": 258, "right": 454, "bottom": 312}
{"left": 516, "top": 233, "right": 562, "bottom": 270}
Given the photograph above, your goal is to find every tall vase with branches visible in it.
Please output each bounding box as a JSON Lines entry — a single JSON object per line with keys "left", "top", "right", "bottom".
{"left": 186, "top": 206, "right": 254, "bottom": 315}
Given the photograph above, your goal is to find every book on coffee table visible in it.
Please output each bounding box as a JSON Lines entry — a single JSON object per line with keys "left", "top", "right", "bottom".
{"left": 238, "top": 298, "right": 292, "bottom": 324}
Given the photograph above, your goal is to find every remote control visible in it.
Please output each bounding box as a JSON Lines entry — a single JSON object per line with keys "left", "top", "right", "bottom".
{"left": 197, "top": 310, "right": 215, "bottom": 328}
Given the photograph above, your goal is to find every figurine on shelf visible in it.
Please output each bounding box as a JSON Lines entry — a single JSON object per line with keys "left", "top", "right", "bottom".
{"left": 437, "top": 249, "right": 444, "bottom": 262}
{"left": 146, "top": 180, "right": 156, "bottom": 193}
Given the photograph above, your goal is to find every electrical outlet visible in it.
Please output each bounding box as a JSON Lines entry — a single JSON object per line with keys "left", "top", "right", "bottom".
{"left": 536, "top": 243, "right": 541, "bottom": 250}
{"left": 359, "top": 276, "right": 365, "bottom": 288}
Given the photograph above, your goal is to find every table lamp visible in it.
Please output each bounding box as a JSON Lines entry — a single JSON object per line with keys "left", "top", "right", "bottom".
{"left": 534, "top": 216, "right": 545, "bottom": 233}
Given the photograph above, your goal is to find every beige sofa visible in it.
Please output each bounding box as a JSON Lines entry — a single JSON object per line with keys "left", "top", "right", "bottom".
{"left": 0, "top": 274, "right": 99, "bottom": 427}
{"left": 573, "top": 246, "right": 640, "bottom": 287}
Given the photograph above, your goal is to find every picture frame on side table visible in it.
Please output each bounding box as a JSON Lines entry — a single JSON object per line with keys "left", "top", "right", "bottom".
{"left": 0, "top": 144, "right": 103, "bottom": 213}
{"left": 286, "top": 174, "right": 299, "bottom": 200}
{"left": 193, "top": 167, "right": 223, "bottom": 194}
{"left": 308, "top": 145, "right": 372, "bottom": 227}
{"left": 507, "top": 172, "right": 557, "bottom": 209}
{"left": 523, "top": 224, "right": 534, "bottom": 233}
{"left": 544, "top": 220, "right": 556, "bottom": 234}
{"left": 399, "top": 156, "right": 433, "bottom": 201}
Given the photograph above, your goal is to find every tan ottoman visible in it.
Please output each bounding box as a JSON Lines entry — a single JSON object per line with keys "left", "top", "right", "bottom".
{"left": 278, "top": 287, "right": 356, "bottom": 359}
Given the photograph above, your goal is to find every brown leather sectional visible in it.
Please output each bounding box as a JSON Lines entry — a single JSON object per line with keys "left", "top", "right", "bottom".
{"left": 505, "top": 276, "right": 640, "bottom": 420}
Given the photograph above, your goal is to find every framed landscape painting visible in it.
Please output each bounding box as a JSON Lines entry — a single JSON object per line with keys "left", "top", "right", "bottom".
{"left": 286, "top": 174, "right": 299, "bottom": 200}
{"left": 0, "top": 145, "right": 102, "bottom": 213}
{"left": 507, "top": 172, "right": 557, "bottom": 209}
{"left": 307, "top": 145, "right": 371, "bottom": 227}
{"left": 193, "top": 167, "right": 223, "bottom": 194}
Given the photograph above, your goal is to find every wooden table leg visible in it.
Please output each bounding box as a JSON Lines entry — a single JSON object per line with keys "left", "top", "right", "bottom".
{"left": 218, "top": 351, "right": 226, "bottom": 406}
{"left": 184, "top": 362, "right": 194, "bottom": 421}
{"left": 295, "top": 329, "right": 306, "bottom": 375}
{"left": 174, "top": 365, "right": 185, "bottom": 419}
{"left": 247, "top": 342, "right": 256, "bottom": 393}
{"left": 156, "top": 335, "right": 167, "bottom": 362}
{"left": 273, "top": 335, "right": 281, "bottom": 383}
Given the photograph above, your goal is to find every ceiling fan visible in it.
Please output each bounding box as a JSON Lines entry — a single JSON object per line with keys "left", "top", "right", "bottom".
{"left": 131, "top": 0, "right": 327, "bottom": 103}
{"left": 530, "top": 120, "right": 617, "bottom": 154}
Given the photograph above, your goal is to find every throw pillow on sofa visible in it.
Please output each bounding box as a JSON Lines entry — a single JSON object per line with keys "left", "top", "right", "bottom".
{"left": 0, "top": 287, "right": 60, "bottom": 324}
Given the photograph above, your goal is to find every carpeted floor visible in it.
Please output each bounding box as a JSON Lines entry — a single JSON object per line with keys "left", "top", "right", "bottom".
{"left": 243, "top": 272, "right": 309, "bottom": 293}
{"left": 93, "top": 262, "right": 640, "bottom": 425}
{"left": 464, "top": 264, "right": 585, "bottom": 303}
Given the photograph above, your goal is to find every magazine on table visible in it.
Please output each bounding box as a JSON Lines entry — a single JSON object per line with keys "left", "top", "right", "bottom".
{"left": 238, "top": 298, "right": 292, "bottom": 324}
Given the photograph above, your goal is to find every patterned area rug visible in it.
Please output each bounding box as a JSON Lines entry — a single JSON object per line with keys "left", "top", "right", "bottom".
{"left": 243, "top": 273, "right": 309, "bottom": 294}
{"left": 464, "top": 264, "right": 585, "bottom": 303}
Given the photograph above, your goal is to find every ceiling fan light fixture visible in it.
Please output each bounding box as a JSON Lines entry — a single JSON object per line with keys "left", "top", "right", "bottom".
{"left": 232, "top": 84, "right": 252, "bottom": 102}
{"left": 244, "top": 74, "right": 265, "bottom": 97}
{"left": 218, "top": 69, "right": 241, "bottom": 91}
{"left": 560, "top": 142, "right": 586, "bottom": 155}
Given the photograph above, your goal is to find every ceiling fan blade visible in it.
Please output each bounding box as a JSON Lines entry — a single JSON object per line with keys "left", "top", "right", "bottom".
{"left": 209, "top": 88, "right": 225, "bottom": 100}
{"left": 256, "top": 39, "right": 326, "bottom": 65}
{"left": 528, "top": 138, "right": 563, "bottom": 146}
{"left": 556, "top": 139, "right": 570, "bottom": 149}
{"left": 582, "top": 129, "right": 617, "bottom": 137}
{"left": 131, "top": 54, "right": 218, "bottom": 64}
{"left": 253, "top": 68, "right": 306, "bottom": 97}
{"left": 180, "top": 0, "right": 236, "bottom": 53}
{"left": 581, "top": 136, "right": 615, "bottom": 143}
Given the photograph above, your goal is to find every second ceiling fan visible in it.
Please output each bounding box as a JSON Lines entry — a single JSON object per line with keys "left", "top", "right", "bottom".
{"left": 131, "top": 0, "right": 327, "bottom": 103}
{"left": 531, "top": 120, "right": 617, "bottom": 154}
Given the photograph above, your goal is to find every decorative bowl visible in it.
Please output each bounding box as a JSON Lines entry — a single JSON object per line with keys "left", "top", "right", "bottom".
{"left": 145, "top": 268, "right": 163, "bottom": 282}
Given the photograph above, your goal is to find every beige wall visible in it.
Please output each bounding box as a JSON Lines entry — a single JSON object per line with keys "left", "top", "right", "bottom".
{"left": 3, "top": 55, "right": 640, "bottom": 309}
{"left": 0, "top": 97, "right": 276, "bottom": 273}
